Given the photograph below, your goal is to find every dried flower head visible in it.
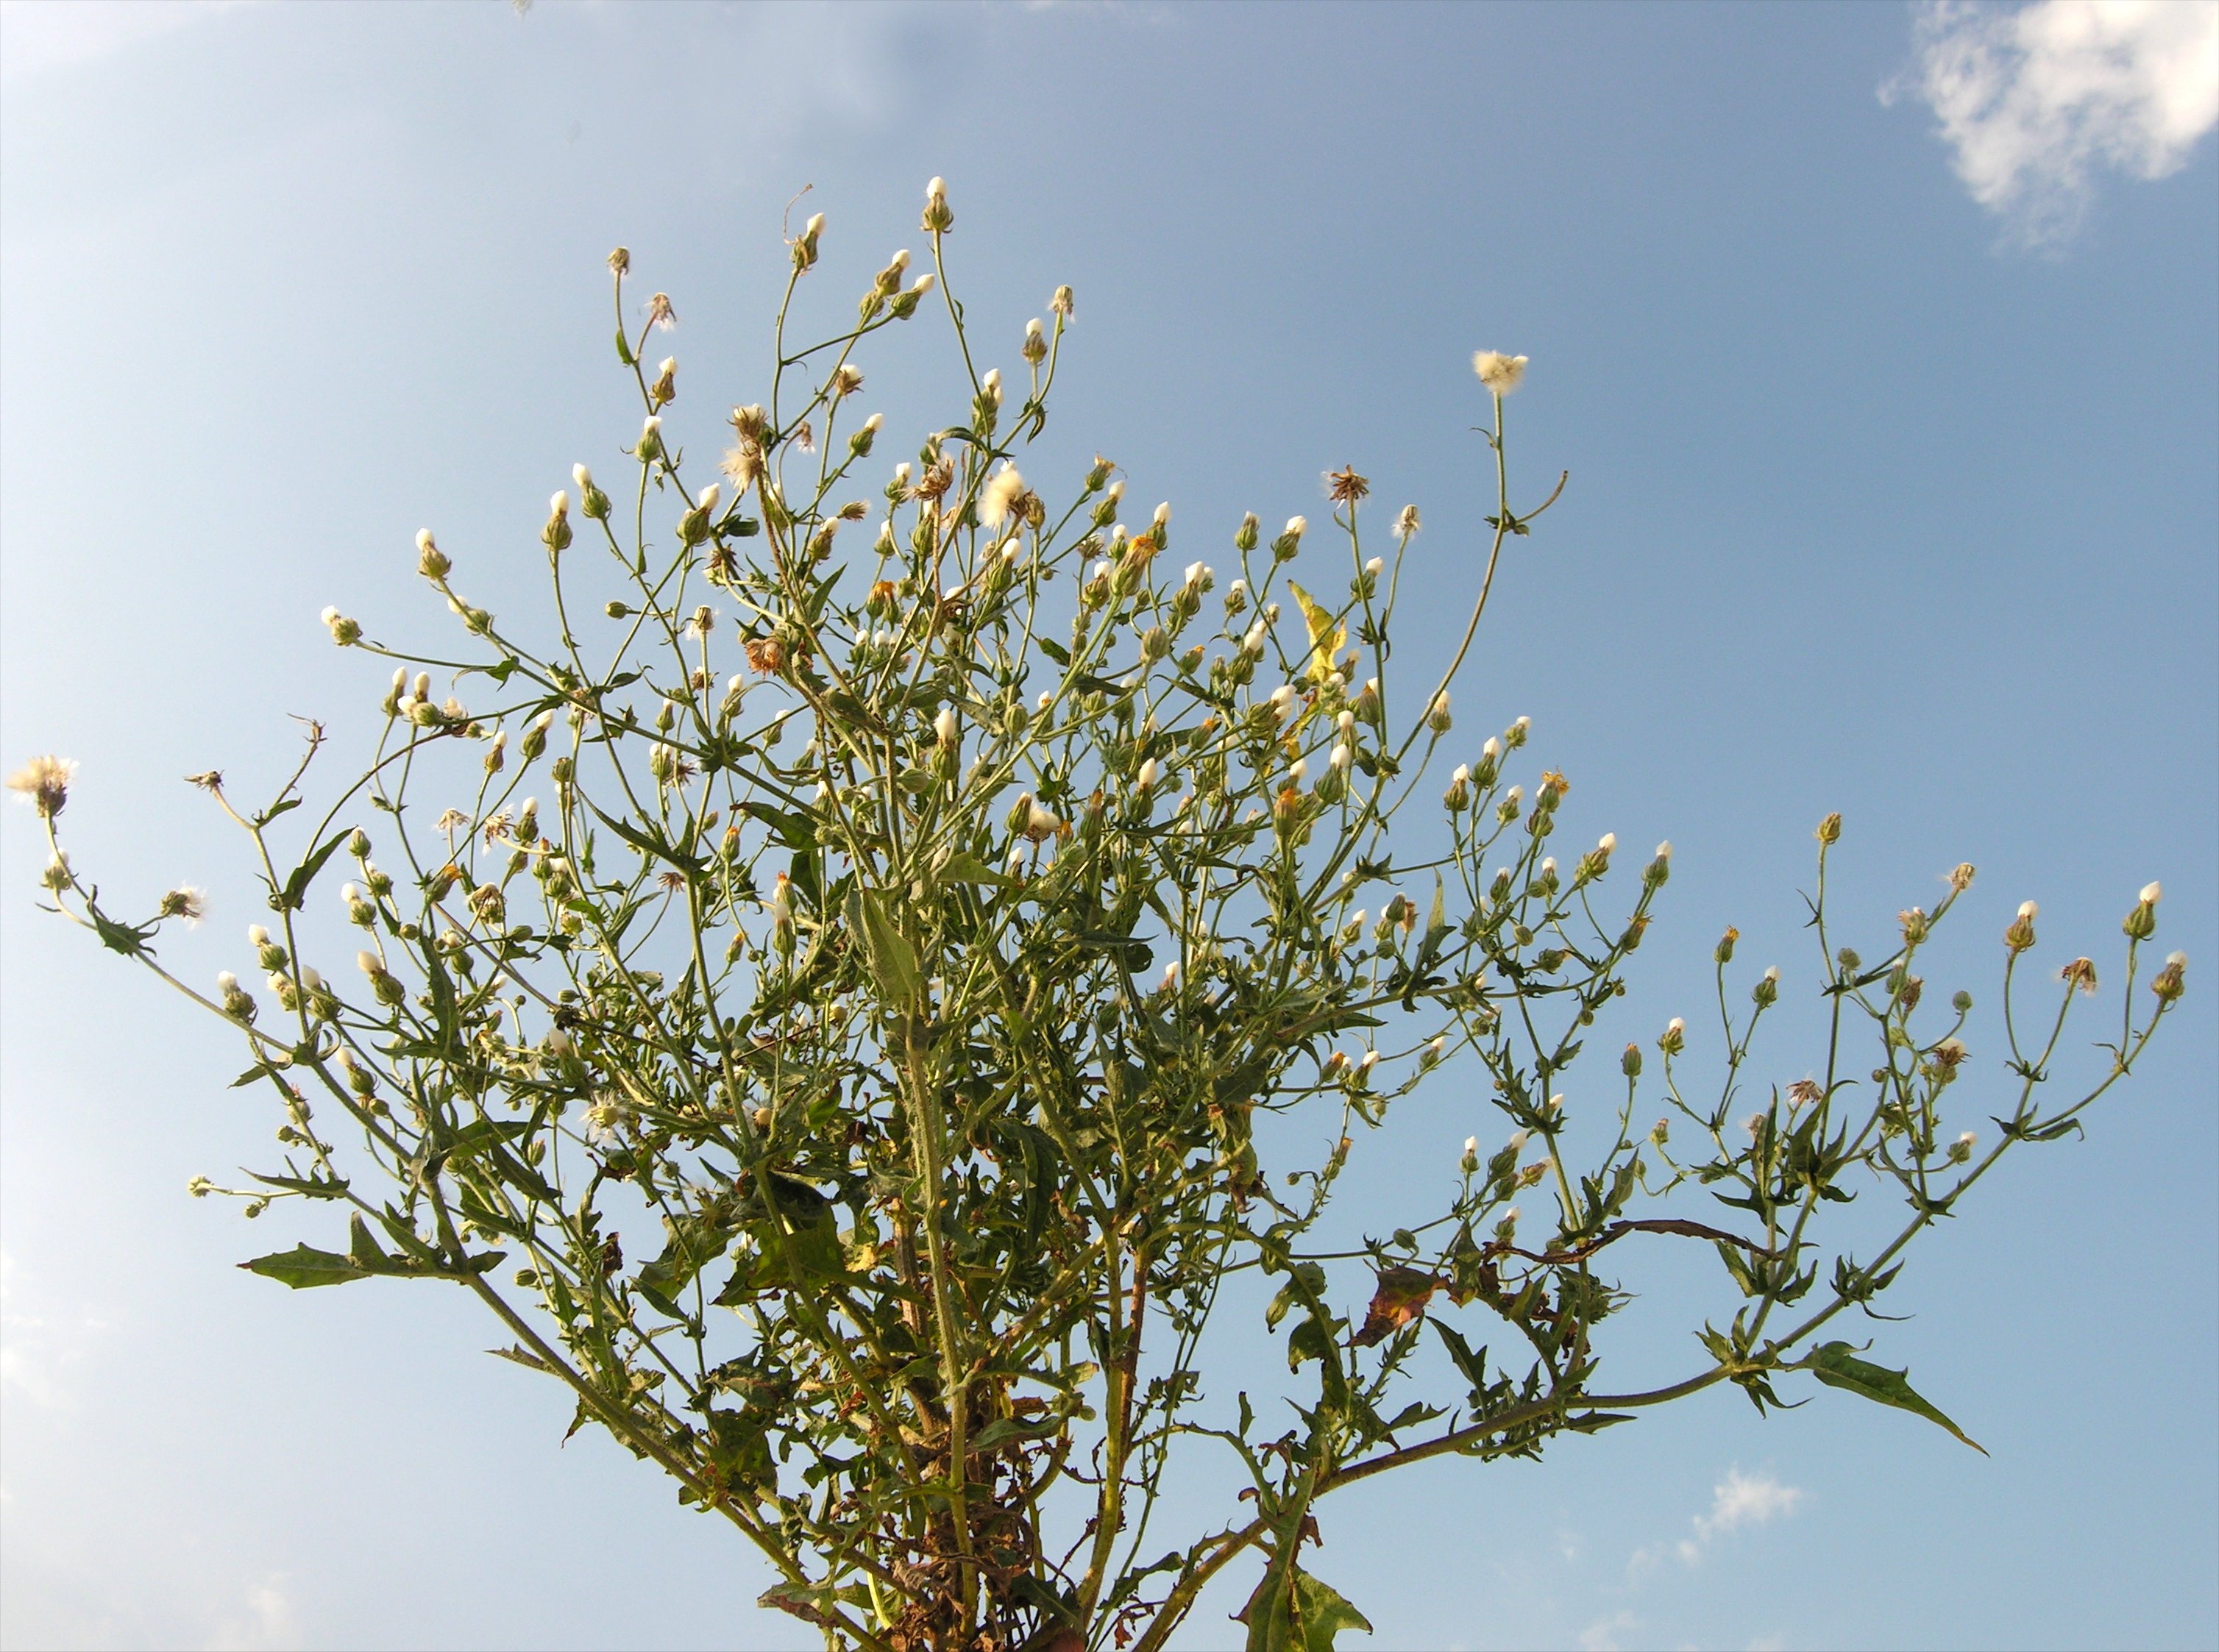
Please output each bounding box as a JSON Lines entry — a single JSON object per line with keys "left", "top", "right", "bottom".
{"left": 646, "top": 292, "right": 676, "bottom": 330}
{"left": 1394, "top": 504, "right": 1421, "bottom": 539}
{"left": 1325, "top": 465, "right": 1370, "bottom": 505}
{"left": 979, "top": 464, "right": 1027, "bottom": 528}
{"left": 158, "top": 886, "right": 207, "bottom": 924}
{"left": 7, "top": 755, "right": 76, "bottom": 818}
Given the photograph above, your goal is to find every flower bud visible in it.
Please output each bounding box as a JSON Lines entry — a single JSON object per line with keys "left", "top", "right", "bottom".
{"left": 1444, "top": 763, "right": 1471, "bottom": 812}
{"left": 1427, "top": 692, "right": 1452, "bottom": 734}
{"left": 2125, "top": 883, "right": 2160, "bottom": 940}
{"left": 2151, "top": 950, "right": 2187, "bottom": 1004}
{"left": 1023, "top": 317, "right": 1048, "bottom": 364}
{"left": 542, "top": 490, "right": 572, "bottom": 553}
{"left": 1753, "top": 964, "right": 1780, "bottom": 1008}
{"left": 1645, "top": 841, "right": 1672, "bottom": 888}
{"left": 1235, "top": 511, "right": 1260, "bottom": 552}
{"left": 1622, "top": 1042, "right": 1642, "bottom": 1078}
{"left": 637, "top": 415, "right": 664, "bottom": 462}
{"left": 1816, "top": 811, "right": 1842, "bottom": 845}
{"left": 416, "top": 529, "right": 450, "bottom": 580}
{"left": 2004, "top": 900, "right": 2037, "bottom": 953}
{"left": 1659, "top": 1016, "right": 1685, "bottom": 1056}
{"left": 320, "top": 605, "right": 361, "bottom": 646}
{"left": 923, "top": 174, "right": 953, "bottom": 232}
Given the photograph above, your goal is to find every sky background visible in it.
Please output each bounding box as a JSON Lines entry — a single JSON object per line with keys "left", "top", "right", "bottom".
{"left": 1, "top": 2, "right": 2214, "bottom": 1649}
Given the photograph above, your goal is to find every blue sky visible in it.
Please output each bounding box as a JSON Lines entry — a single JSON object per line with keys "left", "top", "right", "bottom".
{"left": 1, "top": 3, "right": 2213, "bottom": 1648}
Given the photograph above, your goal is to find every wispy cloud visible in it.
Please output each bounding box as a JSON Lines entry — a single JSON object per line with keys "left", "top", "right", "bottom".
{"left": 1630, "top": 1467, "right": 1805, "bottom": 1573}
{"left": 0, "top": 1247, "right": 106, "bottom": 1411}
{"left": 1579, "top": 1610, "right": 1640, "bottom": 1652}
{"left": 206, "top": 1575, "right": 299, "bottom": 1652}
{"left": 1887, "top": 1, "right": 2219, "bottom": 246}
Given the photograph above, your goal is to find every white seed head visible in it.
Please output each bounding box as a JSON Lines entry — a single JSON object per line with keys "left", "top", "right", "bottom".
{"left": 573, "top": 463, "right": 592, "bottom": 490}
{"left": 1597, "top": 833, "right": 1616, "bottom": 854}
{"left": 1667, "top": 1016, "right": 1686, "bottom": 1036}
{"left": 1364, "top": 556, "right": 1382, "bottom": 577}
{"left": 1483, "top": 737, "right": 1500, "bottom": 759}
{"left": 1137, "top": 757, "right": 1160, "bottom": 789}
{"left": 696, "top": 482, "right": 721, "bottom": 515}
{"left": 356, "top": 950, "right": 382, "bottom": 975}
{"left": 2142, "top": 881, "right": 2162, "bottom": 905}
{"left": 2017, "top": 900, "right": 2039, "bottom": 920}
{"left": 934, "top": 706, "right": 958, "bottom": 744}
{"left": 1284, "top": 515, "right": 1307, "bottom": 538}
{"left": 1464, "top": 1134, "right": 1480, "bottom": 1155}
{"left": 1655, "top": 841, "right": 1672, "bottom": 861}
{"left": 1452, "top": 763, "right": 1471, "bottom": 784}
{"left": 416, "top": 528, "right": 436, "bottom": 554}
{"left": 216, "top": 971, "right": 238, "bottom": 991}
{"left": 805, "top": 212, "right": 825, "bottom": 237}
{"left": 1288, "top": 758, "right": 1308, "bottom": 783}
{"left": 247, "top": 925, "right": 270, "bottom": 946}
{"left": 1508, "top": 1128, "right": 1530, "bottom": 1152}
{"left": 1472, "top": 350, "right": 1530, "bottom": 394}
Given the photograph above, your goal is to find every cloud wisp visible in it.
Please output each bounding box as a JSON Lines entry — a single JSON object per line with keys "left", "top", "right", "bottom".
{"left": 1630, "top": 1467, "right": 1805, "bottom": 1574}
{"left": 1888, "top": 0, "right": 2219, "bottom": 246}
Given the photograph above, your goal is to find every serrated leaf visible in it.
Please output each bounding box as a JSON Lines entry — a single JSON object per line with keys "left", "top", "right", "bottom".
{"left": 1807, "top": 1341, "right": 1986, "bottom": 1453}
{"left": 274, "top": 830, "right": 352, "bottom": 914}
{"left": 849, "top": 888, "right": 921, "bottom": 1003}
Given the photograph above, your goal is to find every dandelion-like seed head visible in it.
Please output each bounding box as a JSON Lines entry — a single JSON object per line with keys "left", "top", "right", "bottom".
{"left": 1472, "top": 350, "right": 1528, "bottom": 395}
{"left": 7, "top": 755, "right": 77, "bottom": 818}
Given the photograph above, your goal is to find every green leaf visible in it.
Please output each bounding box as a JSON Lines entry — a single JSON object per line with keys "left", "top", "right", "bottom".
{"left": 967, "top": 1411, "right": 1068, "bottom": 1454}
{"left": 88, "top": 900, "right": 158, "bottom": 958}
{"left": 1430, "top": 1320, "right": 1489, "bottom": 1401}
{"left": 740, "top": 800, "right": 815, "bottom": 850}
{"left": 850, "top": 888, "right": 922, "bottom": 1003}
{"left": 1806, "top": 1341, "right": 1987, "bottom": 1454}
{"left": 239, "top": 1244, "right": 371, "bottom": 1289}
{"left": 940, "top": 851, "right": 1012, "bottom": 888}
{"left": 1290, "top": 1570, "right": 1372, "bottom": 1651}
{"left": 246, "top": 1169, "right": 350, "bottom": 1200}
{"left": 1036, "top": 637, "right": 1071, "bottom": 666}
{"left": 274, "top": 829, "right": 352, "bottom": 914}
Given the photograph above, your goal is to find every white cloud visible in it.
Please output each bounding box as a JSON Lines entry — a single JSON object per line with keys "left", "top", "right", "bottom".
{"left": 1580, "top": 1611, "right": 1639, "bottom": 1652}
{"left": 1630, "top": 1467, "right": 1805, "bottom": 1574}
{"left": 0, "top": 0, "right": 254, "bottom": 87}
{"left": 1889, "top": 0, "right": 2219, "bottom": 245}
{"left": 0, "top": 1247, "right": 106, "bottom": 1411}
{"left": 205, "top": 1574, "right": 299, "bottom": 1652}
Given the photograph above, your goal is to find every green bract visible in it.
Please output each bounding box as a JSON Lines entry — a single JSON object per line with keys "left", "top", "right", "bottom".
{"left": 29, "top": 191, "right": 2182, "bottom": 1652}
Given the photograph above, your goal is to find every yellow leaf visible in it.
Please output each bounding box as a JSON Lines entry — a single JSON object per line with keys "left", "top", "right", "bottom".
{"left": 1286, "top": 582, "right": 1344, "bottom": 688}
